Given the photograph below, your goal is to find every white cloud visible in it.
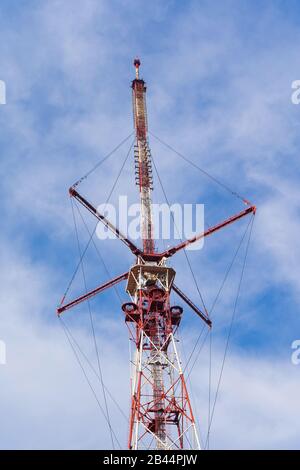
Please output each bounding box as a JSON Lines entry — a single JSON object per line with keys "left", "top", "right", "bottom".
{"left": 192, "top": 351, "right": 300, "bottom": 449}
{"left": 0, "top": 0, "right": 300, "bottom": 450}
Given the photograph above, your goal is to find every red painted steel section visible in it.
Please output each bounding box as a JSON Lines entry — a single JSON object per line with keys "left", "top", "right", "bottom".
{"left": 57, "top": 58, "right": 256, "bottom": 449}
{"left": 131, "top": 60, "right": 154, "bottom": 254}
{"left": 57, "top": 272, "right": 128, "bottom": 315}
{"left": 160, "top": 205, "right": 256, "bottom": 259}
{"left": 125, "top": 286, "right": 197, "bottom": 449}
{"left": 172, "top": 283, "right": 211, "bottom": 327}
{"left": 69, "top": 187, "right": 142, "bottom": 257}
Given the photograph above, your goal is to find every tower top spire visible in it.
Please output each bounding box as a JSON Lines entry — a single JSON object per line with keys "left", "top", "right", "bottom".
{"left": 133, "top": 57, "right": 141, "bottom": 79}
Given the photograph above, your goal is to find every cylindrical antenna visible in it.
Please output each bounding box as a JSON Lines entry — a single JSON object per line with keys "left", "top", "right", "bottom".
{"left": 134, "top": 57, "right": 140, "bottom": 79}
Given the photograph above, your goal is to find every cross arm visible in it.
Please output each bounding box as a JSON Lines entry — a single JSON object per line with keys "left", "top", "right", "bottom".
{"left": 57, "top": 271, "right": 129, "bottom": 315}
{"left": 172, "top": 283, "right": 212, "bottom": 327}
{"left": 69, "top": 187, "right": 142, "bottom": 257}
{"left": 160, "top": 205, "right": 256, "bottom": 259}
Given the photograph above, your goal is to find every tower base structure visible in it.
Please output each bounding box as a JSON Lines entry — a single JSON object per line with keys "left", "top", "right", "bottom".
{"left": 123, "top": 263, "right": 201, "bottom": 450}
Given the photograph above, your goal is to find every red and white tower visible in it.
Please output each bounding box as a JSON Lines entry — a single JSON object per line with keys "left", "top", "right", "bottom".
{"left": 57, "top": 59, "right": 256, "bottom": 450}
{"left": 124, "top": 58, "right": 201, "bottom": 449}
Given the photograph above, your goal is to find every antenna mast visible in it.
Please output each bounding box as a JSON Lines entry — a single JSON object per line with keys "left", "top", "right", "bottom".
{"left": 57, "top": 58, "right": 256, "bottom": 450}
{"left": 126, "top": 58, "right": 201, "bottom": 449}
{"left": 132, "top": 58, "right": 154, "bottom": 254}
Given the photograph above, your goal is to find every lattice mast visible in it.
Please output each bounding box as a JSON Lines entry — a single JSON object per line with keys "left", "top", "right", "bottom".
{"left": 132, "top": 59, "right": 154, "bottom": 254}
{"left": 125, "top": 59, "right": 201, "bottom": 449}
{"left": 57, "top": 58, "right": 256, "bottom": 450}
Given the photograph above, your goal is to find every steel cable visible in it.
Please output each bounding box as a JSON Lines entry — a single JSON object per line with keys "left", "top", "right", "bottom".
{"left": 59, "top": 316, "right": 122, "bottom": 448}
{"left": 71, "top": 198, "right": 115, "bottom": 449}
{"left": 149, "top": 131, "right": 248, "bottom": 203}
{"left": 61, "top": 319, "right": 128, "bottom": 423}
{"left": 59, "top": 139, "right": 135, "bottom": 306}
{"left": 185, "top": 214, "right": 254, "bottom": 378}
{"left": 204, "top": 214, "right": 255, "bottom": 449}
{"left": 151, "top": 155, "right": 208, "bottom": 315}
{"left": 72, "top": 132, "right": 134, "bottom": 188}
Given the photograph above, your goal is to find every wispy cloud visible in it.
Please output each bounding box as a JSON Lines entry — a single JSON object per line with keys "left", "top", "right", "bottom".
{"left": 0, "top": 0, "right": 299, "bottom": 449}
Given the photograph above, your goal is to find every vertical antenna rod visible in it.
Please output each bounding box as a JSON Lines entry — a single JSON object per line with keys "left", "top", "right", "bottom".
{"left": 132, "top": 58, "right": 155, "bottom": 254}
{"left": 126, "top": 59, "right": 201, "bottom": 450}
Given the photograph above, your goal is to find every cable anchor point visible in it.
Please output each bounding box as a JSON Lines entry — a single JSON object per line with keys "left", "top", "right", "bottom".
{"left": 133, "top": 57, "right": 141, "bottom": 79}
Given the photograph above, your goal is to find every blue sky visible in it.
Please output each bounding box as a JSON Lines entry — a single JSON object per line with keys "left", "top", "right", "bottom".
{"left": 0, "top": 0, "right": 300, "bottom": 449}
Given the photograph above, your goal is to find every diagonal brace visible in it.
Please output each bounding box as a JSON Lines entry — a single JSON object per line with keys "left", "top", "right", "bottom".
{"left": 172, "top": 283, "right": 212, "bottom": 327}
{"left": 160, "top": 205, "right": 256, "bottom": 259}
{"left": 69, "top": 187, "right": 142, "bottom": 257}
{"left": 57, "top": 271, "right": 129, "bottom": 315}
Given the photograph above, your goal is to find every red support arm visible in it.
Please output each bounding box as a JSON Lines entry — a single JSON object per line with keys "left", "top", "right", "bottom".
{"left": 57, "top": 272, "right": 129, "bottom": 315}
{"left": 160, "top": 205, "right": 256, "bottom": 259}
{"left": 69, "top": 187, "right": 142, "bottom": 257}
{"left": 172, "top": 283, "right": 212, "bottom": 327}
